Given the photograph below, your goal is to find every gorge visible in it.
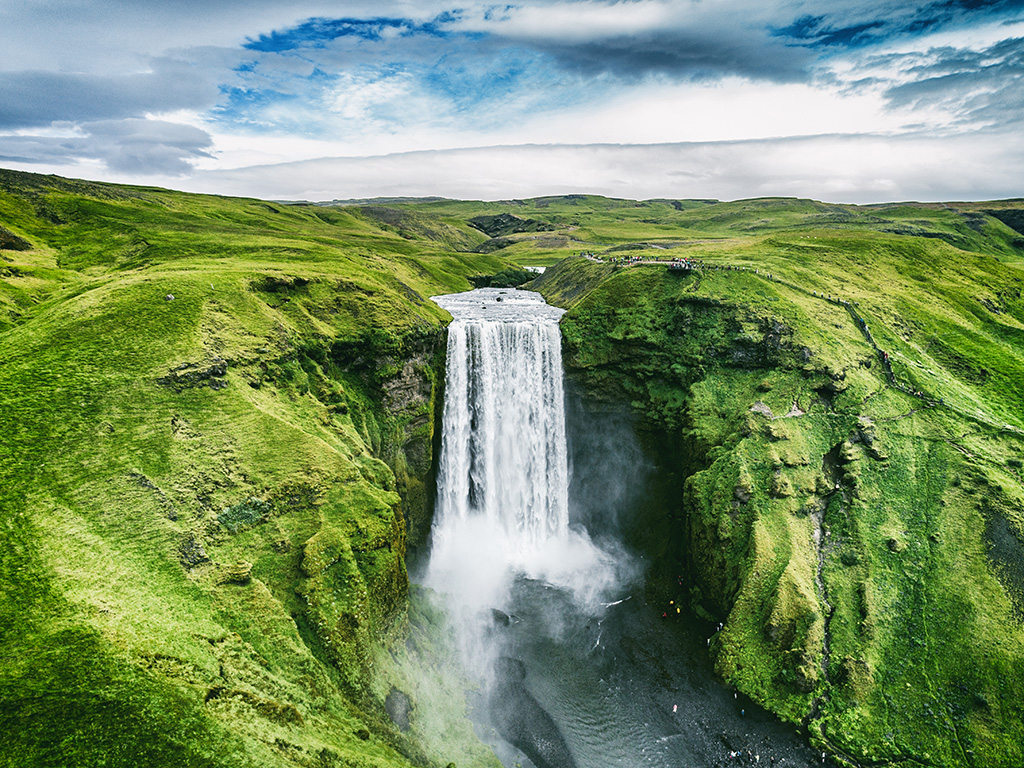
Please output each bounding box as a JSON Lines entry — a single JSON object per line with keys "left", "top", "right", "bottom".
{"left": 2, "top": 169, "right": 1024, "bottom": 768}
{"left": 423, "top": 286, "right": 829, "bottom": 767}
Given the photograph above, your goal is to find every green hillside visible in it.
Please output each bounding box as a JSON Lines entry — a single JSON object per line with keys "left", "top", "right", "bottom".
{"left": 3, "top": 167, "right": 1024, "bottom": 768}
{"left": 534, "top": 235, "right": 1024, "bottom": 766}
{"left": 0, "top": 169, "right": 506, "bottom": 768}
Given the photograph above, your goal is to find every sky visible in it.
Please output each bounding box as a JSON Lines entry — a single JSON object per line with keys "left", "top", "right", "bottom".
{"left": 2, "top": 0, "right": 1024, "bottom": 203}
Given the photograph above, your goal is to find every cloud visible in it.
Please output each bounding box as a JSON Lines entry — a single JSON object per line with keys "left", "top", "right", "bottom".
{"left": 522, "top": 25, "right": 813, "bottom": 83}
{"left": 882, "top": 36, "right": 1024, "bottom": 128}
{"left": 0, "top": 58, "right": 220, "bottom": 130}
{"left": 4, "top": 1, "right": 1024, "bottom": 193}
{"left": 242, "top": 14, "right": 458, "bottom": 52}
{"left": 205, "top": 0, "right": 1024, "bottom": 146}
{"left": 183, "top": 131, "right": 1024, "bottom": 204}
{"left": 0, "top": 1, "right": 411, "bottom": 71}
{"left": 0, "top": 119, "right": 214, "bottom": 175}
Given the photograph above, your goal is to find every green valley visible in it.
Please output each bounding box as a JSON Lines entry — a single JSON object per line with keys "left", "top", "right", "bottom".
{"left": 2, "top": 168, "right": 1024, "bottom": 768}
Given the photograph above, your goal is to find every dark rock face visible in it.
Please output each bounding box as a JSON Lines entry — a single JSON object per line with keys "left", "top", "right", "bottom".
{"left": 158, "top": 358, "right": 228, "bottom": 391}
{"left": 0, "top": 225, "right": 31, "bottom": 251}
{"left": 489, "top": 658, "right": 578, "bottom": 768}
{"left": 468, "top": 213, "right": 556, "bottom": 238}
{"left": 178, "top": 533, "right": 209, "bottom": 568}
{"left": 385, "top": 687, "right": 413, "bottom": 732}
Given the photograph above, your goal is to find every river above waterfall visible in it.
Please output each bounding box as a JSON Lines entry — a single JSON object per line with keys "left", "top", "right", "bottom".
{"left": 422, "top": 288, "right": 833, "bottom": 768}
{"left": 431, "top": 286, "right": 565, "bottom": 323}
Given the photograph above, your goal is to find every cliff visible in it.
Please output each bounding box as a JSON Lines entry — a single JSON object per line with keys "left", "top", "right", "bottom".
{"left": 0, "top": 169, "right": 499, "bottom": 768}
{"left": 534, "top": 238, "right": 1024, "bottom": 767}
{"left": 4, "top": 172, "right": 1024, "bottom": 768}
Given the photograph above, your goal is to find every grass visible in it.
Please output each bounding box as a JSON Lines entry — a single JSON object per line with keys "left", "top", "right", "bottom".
{"left": 533, "top": 220, "right": 1024, "bottom": 767}
{"left": 0, "top": 168, "right": 511, "bottom": 768}
{"left": 4, "top": 167, "right": 1024, "bottom": 767}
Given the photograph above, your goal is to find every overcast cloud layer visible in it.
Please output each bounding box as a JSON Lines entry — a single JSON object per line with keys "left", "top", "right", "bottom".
{"left": 2, "top": 0, "right": 1024, "bottom": 202}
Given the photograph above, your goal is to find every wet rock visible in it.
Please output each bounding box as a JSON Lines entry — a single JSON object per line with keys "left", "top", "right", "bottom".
{"left": 383, "top": 358, "right": 432, "bottom": 413}
{"left": 385, "top": 687, "right": 412, "bottom": 732}
{"left": 489, "top": 658, "right": 578, "bottom": 768}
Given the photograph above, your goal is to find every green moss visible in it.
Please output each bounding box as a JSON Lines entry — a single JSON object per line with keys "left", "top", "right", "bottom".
{"left": 0, "top": 169, "right": 503, "bottom": 768}
{"left": 538, "top": 226, "right": 1024, "bottom": 767}
{"left": 5, "top": 169, "right": 1024, "bottom": 768}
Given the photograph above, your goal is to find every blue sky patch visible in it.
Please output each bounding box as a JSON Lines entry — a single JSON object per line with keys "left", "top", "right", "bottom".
{"left": 774, "top": 14, "right": 888, "bottom": 48}
{"left": 244, "top": 15, "right": 459, "bottom": 52}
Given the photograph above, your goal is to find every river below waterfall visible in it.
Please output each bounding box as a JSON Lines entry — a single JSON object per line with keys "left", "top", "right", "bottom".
{"left": 421, "top": 288, "right": 833, "bottom": 768}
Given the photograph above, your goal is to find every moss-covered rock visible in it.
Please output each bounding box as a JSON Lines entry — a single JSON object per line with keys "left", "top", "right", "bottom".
{"left": 537, "top": 236, "right": 1024, "bottom": 767}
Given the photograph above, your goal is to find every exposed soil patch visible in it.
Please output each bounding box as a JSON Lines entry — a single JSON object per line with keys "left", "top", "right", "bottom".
{"left": 984, "top": 513, "right": 1024, "bottom": 620}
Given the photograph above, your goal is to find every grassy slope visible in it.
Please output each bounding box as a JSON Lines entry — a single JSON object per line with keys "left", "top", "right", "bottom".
{"left": 393, "top": 195, "right": 1024, "bottom": 269}
{"left": 0, "top": 169, "right": 503, "bottom": 768}
{"left": 534, "top": 214, "right": 1024, "bottom": 767}
{"left": 396, "top": 192, "right": 1024, "bottom": 766}
{"left": 5, "top": 172, "right": 1024, "bottom": 768}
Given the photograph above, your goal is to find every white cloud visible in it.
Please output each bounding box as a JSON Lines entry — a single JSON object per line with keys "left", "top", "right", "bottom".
{"left": 454, "top": 0, "right": 707, "bottom": 39}
{"left": 179, "top": 131, "right": 1024, "bottom": 204}
{"left": 3, "top": 0, "right": 1024, "bottom": 198}
{"left": 330, "top": 72, "right": 418, "bottom": 120}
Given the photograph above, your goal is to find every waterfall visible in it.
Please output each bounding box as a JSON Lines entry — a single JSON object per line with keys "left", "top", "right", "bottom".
{"left": 425, "top": 288, "right": 617, "bottom": 671}
{"left": 420, "top": 289, "right": 824, "bottom": 768}
{"left": 433, "top": 291, "right": 569, "bottom": 552}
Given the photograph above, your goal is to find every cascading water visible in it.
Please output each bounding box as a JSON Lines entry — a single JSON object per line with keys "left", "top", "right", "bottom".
{"left": 424, "top": 287, "right": 831, "bottom": 768}
{"left": 426, "top": 289, "right": 617, "bottom": 660}
{"left": 425, "top": 287, "right": 619, "bottom": 768}
{"left": 432, "top": 291, "right": 569, "bottom": 555}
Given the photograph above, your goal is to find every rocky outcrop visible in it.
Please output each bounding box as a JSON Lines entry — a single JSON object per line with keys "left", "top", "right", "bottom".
{"left": 158, "top": 357, "right": 228, "bottom": 391}
{"left": 0, "top": 224, "right": 31, "bottom": 251}
{"left": 468, "top": 213, "right": 557, "bottom": 238}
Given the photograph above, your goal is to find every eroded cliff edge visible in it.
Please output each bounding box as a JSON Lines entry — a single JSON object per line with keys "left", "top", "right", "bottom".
{"left": 0, "top": 169, "right": 498, "bottom": 768}
{"left": 536, "top": 254, "right": 1024, "bottom": 768}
